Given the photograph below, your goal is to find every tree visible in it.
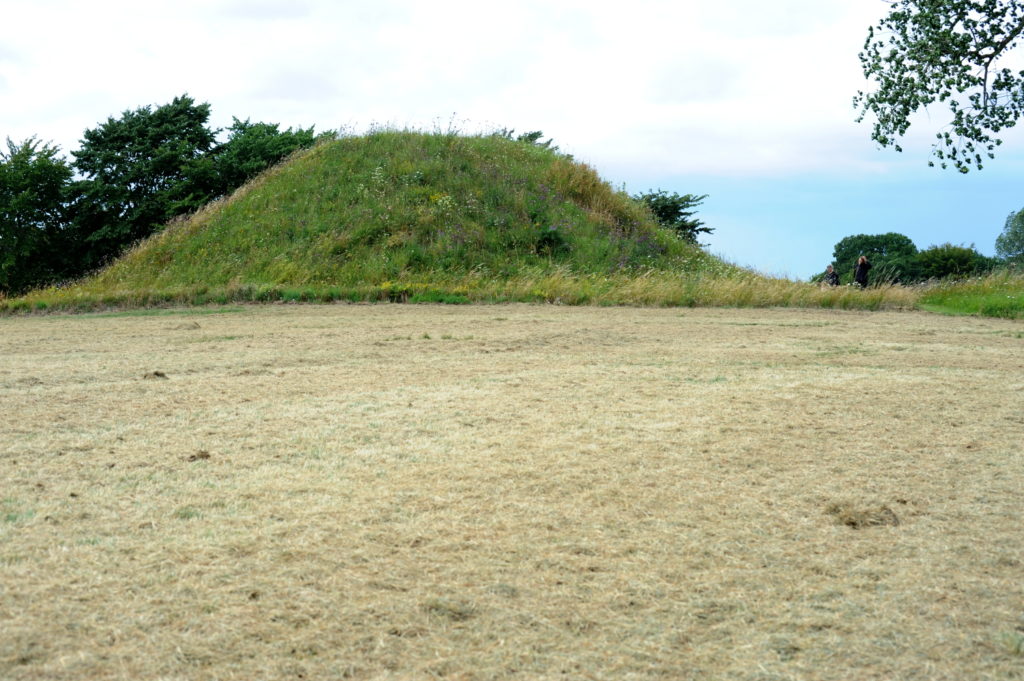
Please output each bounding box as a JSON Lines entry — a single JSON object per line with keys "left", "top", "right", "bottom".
{"left": 915, "top": 242, "right": 998, "bottom": 278}
{"left": 995, "top": 207, "right": 1024, "bottom": 263}
{"left": 826, "top": 233, "right": 997, "bottom": 284}
{"left": 634, "top": 190, "right": 712, "bottom": 244}
{"left": 206, "top": 118, "right": 318, "bottom": 196}
{"left": 830, "top": 232, "right": 920, "bottom": 283}
{"left": 1, "top": 96, "right": 321, "bottom": 288}
{"left": 855, "top": 0, "right": 1024, "bottom": 172}
{"left": 70, "top": 94, "right": 218, "bottom": 270}
{"left": 0, "top": 138, "right": 73, "bottom": 293}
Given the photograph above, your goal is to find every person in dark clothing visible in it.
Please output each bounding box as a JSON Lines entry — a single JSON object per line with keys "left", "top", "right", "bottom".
{"left": 853, "top": 255, "right": 872, "bottom": 288}
{"left": 823, "top": 264, "right": 840, "bottom": 286}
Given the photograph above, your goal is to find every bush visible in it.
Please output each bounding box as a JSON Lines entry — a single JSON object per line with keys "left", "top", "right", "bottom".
{"left": 915, "top": 243, "right": 998, "bottom": 280}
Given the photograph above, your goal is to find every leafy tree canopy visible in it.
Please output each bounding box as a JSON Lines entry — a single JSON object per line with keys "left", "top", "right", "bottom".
{"left": 995, "top": 207, "right": 1024, "bottom": 263}
{"left": 66, "top": 95, "right": 320, "bottom": 273}
{"left": 207, "top": 118, "right": 319, "bottom": 196}
{"left": 71, "top": 94, "right": 218, "bottom": 266}
{"left": 0, "top": 138, "right": 73, "bottom": 293}
{"left": 831, "top": 232, "right": 919, "bottom": 283}
{"left": 915, "top": 242, "right": 998, "bottom": 277}
{"left": 855, "top": 0, "right": 1024, "bottom": 172}
{"left": 634, "top": 190, "right": 712, "bottom": 244}
{"left": 822, "top": 232, "right": 998, "bottom": 283}
{"left": 1, "top": 95, "right": 321, "bottom": 291}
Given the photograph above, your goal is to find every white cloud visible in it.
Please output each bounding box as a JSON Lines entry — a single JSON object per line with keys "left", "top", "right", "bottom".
{"left": 214, "top": 0, "right": 315, "bottom": 21}
{"left": 1, "top": 0, "right": 1020, "bottom": 178}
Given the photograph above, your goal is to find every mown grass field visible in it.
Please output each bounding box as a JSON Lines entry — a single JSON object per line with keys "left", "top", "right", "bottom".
{"left": 2, "top": 304, "right": 1022, "bottom": 680}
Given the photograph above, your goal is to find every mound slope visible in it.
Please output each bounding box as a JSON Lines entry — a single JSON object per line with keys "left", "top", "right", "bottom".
{"left": 84, "top": 131, "right": 718, "bottom": 296}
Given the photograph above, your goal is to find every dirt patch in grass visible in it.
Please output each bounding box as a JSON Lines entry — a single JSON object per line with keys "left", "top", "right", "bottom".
{"left": 1, "top": 305, "right": 1022, "bottom": 680}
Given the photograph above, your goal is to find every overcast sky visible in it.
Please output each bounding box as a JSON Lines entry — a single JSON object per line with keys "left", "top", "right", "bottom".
{"left": 3, "top": 0, "right": 1022, "bottom": 278}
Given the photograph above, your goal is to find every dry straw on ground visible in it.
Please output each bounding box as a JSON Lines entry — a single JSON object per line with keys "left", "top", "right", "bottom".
{"left": 1, "top": 304, "right": 1022, "bottom": 680}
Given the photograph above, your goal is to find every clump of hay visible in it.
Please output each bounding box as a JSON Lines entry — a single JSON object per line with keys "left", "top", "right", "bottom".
{"left": 825, "top": 501, "right": 900, "bottom": 529}
{"left": 422, "top": 597, "right": 477, "bottom": 622}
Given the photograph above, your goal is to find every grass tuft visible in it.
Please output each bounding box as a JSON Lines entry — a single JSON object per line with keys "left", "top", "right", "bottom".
{"left": 422, "top": 597, "right": 478, "bottom": 622}
{"left": 825, "top": 501, "right": 900, "bottom": 529}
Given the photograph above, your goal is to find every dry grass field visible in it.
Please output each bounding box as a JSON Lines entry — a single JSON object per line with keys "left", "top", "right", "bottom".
{"left": 1, "top": 304, "right": 1022, "bottom": 681}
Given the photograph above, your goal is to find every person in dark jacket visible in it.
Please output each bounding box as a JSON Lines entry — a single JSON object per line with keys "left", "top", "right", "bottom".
{"left": 853, "top": 255, "right": 872, "bottom": 288}
{"left": 823, "top": 264, "right": 840, "bottom": 286}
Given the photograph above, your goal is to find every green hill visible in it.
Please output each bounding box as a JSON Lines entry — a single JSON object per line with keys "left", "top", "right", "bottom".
{"left": 36, "top": 131, "right": 720, "bottom": 306}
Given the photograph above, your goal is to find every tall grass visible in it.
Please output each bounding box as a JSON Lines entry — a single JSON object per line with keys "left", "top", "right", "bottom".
{"left": 4, "top": 269, "right": 927, "bottom": 314}
{"left": 916, "top": 269, "right": 1024, "bottom": 318}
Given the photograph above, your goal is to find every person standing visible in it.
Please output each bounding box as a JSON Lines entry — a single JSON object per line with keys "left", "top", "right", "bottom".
{"left": 853, "top": 255, "right": 872, "bottom": 288}
{"left": 823, "top": 264, "right": 840, "bottom": 286}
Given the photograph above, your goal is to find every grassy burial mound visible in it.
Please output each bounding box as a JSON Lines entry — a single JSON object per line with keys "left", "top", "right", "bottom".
{"left": 14, "top": 131, "right": 735, "bottom": 310}
{"left": 100, "top": 131, "right": 721, "bottom": 290}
